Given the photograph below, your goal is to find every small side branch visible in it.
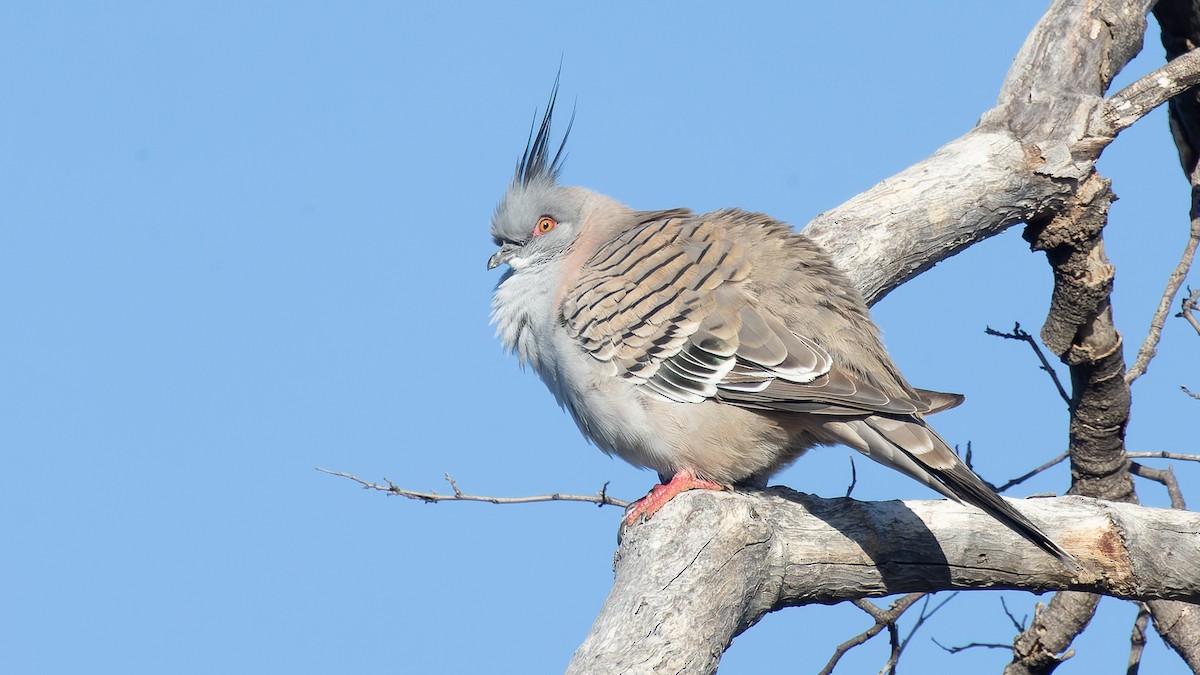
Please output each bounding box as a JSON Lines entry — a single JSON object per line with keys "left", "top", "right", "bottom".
{"left": 1099, "top": 48, "right": 1200, "bottom": 135}
{"left": 985, "top": 323, "right": 1071, "bottom": 405}
{"left": 1126, "top": 195, "right": 1200, "bottom": 383}
{"left": 1127, "top": 603, "right": 1152, "bottom": 675}
{"left": 316, "top": 468, "right": 630, "bottom": 508}
{"left": 818, "top": 594, "right": 925, "bottom": 675}
{"left": 996, "top": 451, "right": 1070, "bottom": 494}
{"left": 1180, "top": 287, "right": 1200, "bottom": 335}
{"left": 885, "top": 593, "right": 959, "bottom": 674}
{"left": 1129, "top": 462, "right": 1187, "bottom": 510}
{"left": 1126, "top": 451, "right": 1200, "bottom": 463}
{"left": 1004, "top": 593, "right": 1096, "bottom": 674}
{"left": 926, "top": 634, "right": 1012, "bottom": 653}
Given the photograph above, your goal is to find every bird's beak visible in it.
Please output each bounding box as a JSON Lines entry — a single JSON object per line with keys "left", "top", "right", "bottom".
{"left": 487, "top": 243, "right": 520, "bottom": 270}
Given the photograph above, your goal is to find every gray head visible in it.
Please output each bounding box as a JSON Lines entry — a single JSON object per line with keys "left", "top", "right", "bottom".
{"left": 487, "top": 81, "right": 584, "bottom": 272}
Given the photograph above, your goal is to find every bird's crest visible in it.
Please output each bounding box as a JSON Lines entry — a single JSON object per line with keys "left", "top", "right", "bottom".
{"left": 516, "top": 73, "right": 574, "bottom": 187}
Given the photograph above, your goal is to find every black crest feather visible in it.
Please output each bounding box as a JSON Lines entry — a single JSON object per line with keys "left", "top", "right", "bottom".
{"left": 517, "top": 73, "right": 574, "bottom": 186}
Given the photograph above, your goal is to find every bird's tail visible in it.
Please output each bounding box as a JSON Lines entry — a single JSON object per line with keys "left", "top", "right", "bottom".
{"left": 823, "top": 416, "right": 1081, "bottom": 572}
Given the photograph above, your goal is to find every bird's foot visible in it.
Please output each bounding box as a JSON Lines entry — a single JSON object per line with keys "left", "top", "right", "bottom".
{"left": 623, "top": 468, "right": 724, "bottom": 525}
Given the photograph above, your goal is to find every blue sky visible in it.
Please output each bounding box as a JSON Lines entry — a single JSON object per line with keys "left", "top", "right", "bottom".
{"left": 3, "top": 2, "right": 1196, "bottom": 673}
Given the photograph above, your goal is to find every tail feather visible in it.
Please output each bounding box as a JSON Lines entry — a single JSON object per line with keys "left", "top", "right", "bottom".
{"left": 825, "top": 416, "right": 1081, "bottom": 572}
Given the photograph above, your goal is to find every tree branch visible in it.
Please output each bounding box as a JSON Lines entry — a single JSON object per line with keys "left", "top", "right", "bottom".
{"left": 1126, "top": 182, "right": 1200, "bottom": 383}
{"left": 996, "top": 452, "right": 1071, "bottom": 494}
{"left": 804, "top": 0, "right": 1160, "bottom": 306}
{"left": 1127, "top": 603, "right": 1152, "bottom": 675}
{"left": 1181, "top": 287, "right": 1200, "bottom": 335}
{"left": 1129, "top": 462, "right": 1187, "bottom": 510}
{"left": 1126, "top": 450, "right": 1200, "bottom": 463}
{"left": 566, "top": 489, "right": 1200, "bottom": 675}
{"left": 1098, "top": 48, "right": 1200, "bottom": 136}
{"left": 315, "top": 468, "right": 630, "bottom": 508}
{"left": 1003, "top": 592, "right": 1098, "bottom": 675}
{"left": 985, "top": 323, "right": 1071, "bottom": 405}
{"left": 817, "top": 593, "right": 926, "bottom": 675}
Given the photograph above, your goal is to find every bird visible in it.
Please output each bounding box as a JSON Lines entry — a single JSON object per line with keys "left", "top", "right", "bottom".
{"left": 487, "top": 82, "right": 1080, "bottom": 571}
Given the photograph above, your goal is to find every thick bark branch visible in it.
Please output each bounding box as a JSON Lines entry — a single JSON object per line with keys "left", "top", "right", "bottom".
{"left": 566, "top": 490, "right": 1200, "bottom": 675}
{"left": 1004, "top": 169, "right": 1127, "bottom": 674}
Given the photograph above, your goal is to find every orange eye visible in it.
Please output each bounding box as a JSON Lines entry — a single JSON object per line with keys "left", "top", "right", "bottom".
{"left": 533, "top": 216, "right": 557, "bottom": 237}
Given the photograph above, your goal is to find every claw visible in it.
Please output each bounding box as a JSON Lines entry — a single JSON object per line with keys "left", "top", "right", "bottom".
{"left": 624, "top": 468, "right": 724, "bottom": 525}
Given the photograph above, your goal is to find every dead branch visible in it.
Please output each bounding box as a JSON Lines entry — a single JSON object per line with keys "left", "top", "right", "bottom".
{"left": 1001, "top": 596, "right": 1029, "bottom": 632}
{"left": 817, "top": 594, "right": 925, "bottom": 675}
{"left": 316, "top": 468, "right": 630, "bottom": 508}
{"left": 1127, "top": 603, "right": 1152, "bottom": 675}
{"left": 985, "top": 323, "right": 1071, "bottom": 405}
{"left": 887, "top": 593, "right": 959, "bottom": 674}
{"left": 932, "top": 639, "right": 1013, "bottom": 655}
{"left": 1129, "top": 462, "right": 1187, "bottom": 511}
{"left": 1126, "top": 451, "right": 1200, "bottom": 462}
{"left": 1098, "top": 48, "right": 1200, "bottom": 135}
{"left": 1003, "top": 592, "right": 1097, "bottom": 675}
{"left": 1126, "top": 185, "right": 1200, "bottom": 383}
{"left": 1180, "top": 287, "right": 1200, "bottom": 334}
{"left": 567, "top": 489, "right": 1200, "bottom": 675}
{"left": 996, "top": 452, "right": 1070, "bottom": 494}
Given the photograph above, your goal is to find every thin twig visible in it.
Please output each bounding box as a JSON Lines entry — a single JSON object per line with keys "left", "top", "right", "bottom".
{"left": 880, "top": 622, "right": 901, "bottom": 675}
{"left": 1000, "top": 596, "right": 1028, "bottom": 632}
{"left": 887, "top": 592, "right": 959, "bottom": 674}
{"left": 995, "top": 451, "right": 1070, "bottom": 494}
{"left": 316, "top": 468, "right": 631, "bottom": 508}
{"left": 1129, "top": 462, "right": 1187, "bottom": 510}
{"left": 819, "top": 594, "right": 926, "bottom": 675}
{"left": 986, "top": 322, "right": 1071, "bottom": 405}
{"left": 930, "top": 638, "right": 1013, "bottom": 655}
{"left": 1127, "top": 603, "right": 1151, "bottom": 675}
{"left": 1184, "top": 385, "right": 1200, "bottom": 400}
{"left": 1126, "top": 197, "right": 1200, "bottom": 383}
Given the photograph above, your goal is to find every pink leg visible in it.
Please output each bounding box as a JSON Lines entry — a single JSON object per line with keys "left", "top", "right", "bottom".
{"left": 624, "top": 468, "right": 724, "bottom": 525}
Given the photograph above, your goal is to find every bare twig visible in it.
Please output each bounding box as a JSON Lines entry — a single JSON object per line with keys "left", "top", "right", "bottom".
{"left": 1129, "top": 462, "right": 1187, "bottom": 511}
{"left": 1128, "top": 603, "right": 1151, "bottom": 675}
{"left": 822, "top": 593, "right": 960, "bottom": 675}
{"left": 1126, "top": 199, "right": 1200, "bottom": 383}
{"left": 819, "top": 594, "right": 926, "bottom": 675}
{"left": 1184, "top": 385, "right": 1200, "bottom": 400}
{"left": 316, "top": 468, "right": 631, "bottom": 508}
{"left": 931, "top": 637, "right": 1014, "bottom": 655}
{"left": 1001, "top": 596, "right": 1028, "bottom": 632}
{"left": 846, "top": 455, "right": 858, "bottom": 498}
{"left": 985, "top": 323, "right": 1071, "bottom": 405}
{"left": 881, "top": 623, "right": 901, "bottom": 675}
{"left": 995, "top": 451, "right": 1070, "bottom": 494}
{"left": 888, "top": 593, "right": 959, "bottom": 673}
